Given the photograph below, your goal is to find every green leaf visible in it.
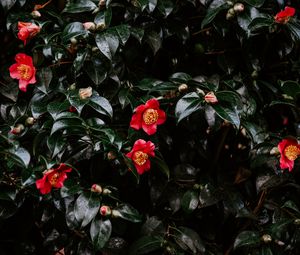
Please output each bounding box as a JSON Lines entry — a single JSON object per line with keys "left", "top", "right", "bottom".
{"left": 47, "top": 132, "right": 65, "bottom": 158}
{"left": 248, "top": 17, "right": 274, "bottom": 32}
{"left": 74, "top": 49, "right": 89, "bottom": 72}
{"left": 95, "top": 31, "right": 119, "bottom": 60}
{"left": 113, "top": 204, "right": 142, "bottom": 223}
{"left": 260, "top": 247, "right": 273, "bottom": 255}
{"left": 157, "top": 0, "right": 174, "bottom": 16}
{"left": 88, "top": 92, "right": 113, "bottom": 118}
{"left": 90, "top": 218, "right": 112, "bottom": 250}
{"left": 169, "top": 72, "right": 192, "bottom": 83}
{"left": 145, "top": 31, "right": 161, "bottom": 55}
{"left": 62, "top": 22, "right": 87, "bottom": 43}
{"left": 212, "top": 104, "right": 240, "bottom": 128}
{"left": 62, "top": 0, "right": 97, "bottom": 13}
{"left": 243, "top": 0, "right": 265, "bottom": 7}
{"left": 174, "top": 227, "right": 205, "bottom": 254}
{"left": 50, "top": 118, "right": 84, "bottom": 135}
{"left": 0, "top": 82, "right": 18, "bottom": 102}
{"left": 175, "top": 92, "right": 202, "bottom": 123}
{"left": 287, "top": 21, "right": 300, "bottom": 41}
{"left": 282, "top": 200, "right": 300, "bottom": 213}
{"left": 152, "top": 156, "right": 170, "bottom": 179}
{"left": 242, "top": 121, "right": 265, "bottom": 144}
{"left": 129, "top": 236, "right": 163, "bottom": 255}
{"left": 114, "top": 25, "right": 131, "bottom": 45}
{"left": 47, "top": 101, "right": 70, "bottom": 120}
{"left": 233, "top": 231, "right": 260, "bottom": 250}
{"left": 36, "top": 67, "right": 52, "bottom": 94}
{"left": 268, "top": 219, "right": 293, "bottom": 239}
{"left": 216, "top": 91, "right": 241, "bottom": 106}
{"left": 74, "top": 193, "right": 101, "bottom": 228}
{"left": 280, "top": 80, "right": 300, "bottom": 98}
{"left": 181, "top": 190, "right": 199, "bottom": 214}
{"left": 84, "top": 58, "right": 107, "bottom": 86}
{"left": 0, "top": 0, "right": 16, "bottom": 12}
{"left": 7, "top": 147, "right": 31, "bottom": 168}
{"left": 94, "top": 8, "right": 112, "bottom": 27}
{"left": 201, "top": 4, "right": 228, "bottom": 29}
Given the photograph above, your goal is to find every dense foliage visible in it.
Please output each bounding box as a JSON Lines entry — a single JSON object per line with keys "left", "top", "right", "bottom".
{"left": 1, "top": 0, "right": 300, "bottom": 254}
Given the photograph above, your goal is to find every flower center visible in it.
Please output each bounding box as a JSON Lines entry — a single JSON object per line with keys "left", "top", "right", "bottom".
{"left": 133, "top": 151, "right": 148, "bottom": 166}
{"left": 17, "top": 64, "right": 31, "bottom": 80}
{"left": 284, "top": 145, "right": 300, "bottom": 161}
{"left": 49, "top": 173, "right": 60, "bottom": 186}
{"left": 143, "top": 109, "right": 158, "bottom": 125}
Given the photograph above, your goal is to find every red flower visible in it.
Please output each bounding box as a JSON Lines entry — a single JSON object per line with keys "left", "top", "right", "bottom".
{"left": 126, "top": 139, "right": 155, "bottom": 175}
{"left": 130, "top": 99, "right": 166, "bottom": 135}
{"left": 9, "top": 53, "right": 36, "bottom": 92}
{"left": 36, "top": 163, "right": 72, "bottom": 194}
{"left": 17, "top": 22, "right": 41, "bottom": 45}
{"left": 275, "top": 6, "right": 296, "bottom": 24}
{"left": 278, "top": 138, "right": 300, "bottom": 171}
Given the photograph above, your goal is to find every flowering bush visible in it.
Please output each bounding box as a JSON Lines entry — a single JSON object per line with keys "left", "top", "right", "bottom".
{"left": 1, "top": 0, "right": 300, "bottom": 254}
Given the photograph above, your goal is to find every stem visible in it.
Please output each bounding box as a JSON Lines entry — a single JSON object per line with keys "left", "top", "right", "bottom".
{"left": 47, "top": 61, "right": 73, "bottom": 68}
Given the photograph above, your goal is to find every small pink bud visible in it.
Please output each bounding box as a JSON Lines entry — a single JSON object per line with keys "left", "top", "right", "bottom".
{"left": 10, "top": 124, "right": 25, "bottom": 135}
{"left": 79, "top": 87, "right": 93, "bottom": 100}
{"left": 100, "top": 205, "right": 111, "bottom": 216}
{"left": 91, "top": 184, "right": 102, "bottom": 193}
{"left": 83, "top": 22, "right": 96, "bottom": 31}
{"left": 233, "top": 3, "right": 244, "bottom": 13}
{"left": 204, "top": 92, "right": 218, "bottom": 104}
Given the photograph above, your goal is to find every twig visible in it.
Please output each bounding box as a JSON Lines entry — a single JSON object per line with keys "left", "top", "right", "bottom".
{"left": 192, "top": 27, "right": 212, "bottom": 36}
{"left": 47, "top": 61, "right": 73, "bottom": 68}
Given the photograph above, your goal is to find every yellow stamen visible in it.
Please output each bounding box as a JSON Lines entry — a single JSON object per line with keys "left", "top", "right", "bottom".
{"left": 17, "top": 64, "right": 31, "bottom": 80}
{"left": 284, "top": 145, "right": 300, "bottom": 161}
{"left": 49, "top": 173, "right": 60, "bottom": 186}
{"left": 143, "top": 109, "right": 158, "bottom": 125}
{"left": 133, "top": 151, "right": 148, "bottom": 166}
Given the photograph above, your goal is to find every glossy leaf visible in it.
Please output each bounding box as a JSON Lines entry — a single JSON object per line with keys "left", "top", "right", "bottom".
{"left": 63, "top": 0, "right": 97, "bottom": 13}
{"left": 90, "top": 218, "right": 112, "bottom": 250}
{"left": 129, "top": 235, "right": 163, "bottom": 255}
{"left": 233, "top": 231, "right": 260, "bottom": 250}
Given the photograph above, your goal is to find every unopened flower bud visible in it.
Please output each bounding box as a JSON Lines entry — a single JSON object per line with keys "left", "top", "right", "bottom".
{"left": 226, "top": 8, "right": 235, "bottom": 20}
{"left": 70, "top": 37, "right": 77, "bottom": 44}
{"left": 270, "top": 147, "right": 280, "bottom": 155}
{"left": 111, "top": 209, "right": 122, "bottom": 218}
{"left": 107, "top": 151, "right": 116, "bottom": 160}
{"left": 294, "top": 219, "right": 300, "bottom": 225}
{"left": 91, "top": 184, "right": 103, "bottom": 193}
{"left": 69, "top": 83, "right": 76, "bottom": 90}
{"left": 275, "top": 240, "right": 285, "bottom": 246}
{"left": 100, "top": 205, "right": 111, "bottom": 216}
{"left": 25, "top": 117, "right": 36, "bottom": 126}
{"left": 233, "top": 3, "right": 244, "bottom": 13}
{"left": 261, "top": 234, "right": 272, "bottom": 243}
{"left": 178, "top": 83, "right": 188, "bottom": 93}
{"left": 10, "top": 124, "right": 25, "bottom": 135}
{"left": 99, "top": 0, "right": 106, "bottom": 7}
{"left": 79, "top": 87, "right": 93, "bottom": 100}
{"left": 102, "top": 188, "right": 112, "bottom": 195}
{"left": 204, "top": 92, "right": 218, "bottom": 104}
{"left": 96, "top": 22, "right": 106, "bottom": 31}
{"left": 31, "top": 10, "right": 41, "bottom": 18}
{"left": 83, "top": 22, "right": 96, "bottom": 31}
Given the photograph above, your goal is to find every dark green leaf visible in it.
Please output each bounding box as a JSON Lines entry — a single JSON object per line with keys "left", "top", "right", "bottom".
{"left": 212, "top": 104, "right": 240, "bottom": 128}
{"left": 152, "top": 156, "right": 170, "bottom": 179}
{"left": 62, "top": 22, "right": 87, "bottom": 43}
{"left": 0, "top": 82, "right": 18, "bottom": 102}
{"left": 175, "top": 92, "right": 202, "bottom": 123}
{"left": 244, "top": 0, "right": 265, "bottom": 7}
{"left": 90, "top": 218, "right": 112, "bottom": 250}
{"left": 248, "top": 17, "right": 274, "bottom": 32}
{"left": 201, "top": 4, "right": 228, "bottom": 29}
{"left": 129, "top": 235, "right": 163, "bottom": 255}
{"left": 62, "top": 0, "right": 97, "bottom": 13}
{"left": 279, "top": 80, "right": 300, "bottom": 98}
{"left": 8, "top": 147, "right": 30, "bottom": 168}
{"left": 88, "top": 92, "right": 113, "bottom": 118}
{"left": 169, "top": 72, "right": 192, "bottom": 83}
{"left": 75, "top": 193, "right": 101, "bottom": 228}
{"left": 157, "top": 0, "right": 174, "bottom": 16}
{"left": 84, "top": 58, "right": 107, "bottom": 86}
{"left": 95, "top": 31, "right": 119, "bottom": 60}
{"left": 36, "top": 67, "right": 52, "bottom": 94}
{"left": 113, "top": 204, "right": 142, "bottom": 223}
{"left": 94, "top": 8, "right": 112, "bottom": 27}
{"left": 0, "top": 0, "right": 16, "bottom": 12}
{"left": 145, "top": 31, "right": 161, "bottom": 55}
{"left": 181, "top": 190, "right": 199, "bottom": 214}
{"left": 174, "top": 227, "right": 205, "bottom": 254}
{"left": 74, "top": 49, "right": 89, "bottom": 72}
{"left": 233, "top": 231, "right": 260, "bottom": 250}
{"left": 50, "top": 118, "right": 84, "bottom": 135}
{"left": 114, "top": 25, "right": 131, "bottom": 45}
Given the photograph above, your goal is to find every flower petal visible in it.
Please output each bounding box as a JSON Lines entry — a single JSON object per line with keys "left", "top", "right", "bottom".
{"left": 130, "top": 112, "right": 142, "bottom": 130}
{"left": 142, "top": 122, "right": 157, "bottom": 135}
{"left": 145, "top": 98, "right": 159, "bottom": 109}
{"left": 132, "top": 139, "right": 147, "bottom": 151}
{"left": 157, "top": 109, "right": 166, "bottom": 125}
{"left": 9, "top": 64, "right": 21, "bottom": 79}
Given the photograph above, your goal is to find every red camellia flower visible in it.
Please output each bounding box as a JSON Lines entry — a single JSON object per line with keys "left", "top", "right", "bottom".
{"left": 126, "top": 139, "right": 155, "bottom": 175}
{"left": 18, "top": 22, "right": 41, "bottom": 45}
{"left": 278, "top": 138, "right": 300, "bottom": 171}
{"left": 36, "top": 163, "right": 72, "bottom": 194}
{"left": 9, "top": 53, "right": 36, "bottom": 92}
{"left": 130, "top": 99, "right": 166, "bottom": 135}
{"left": 275, "top": 6, "right": 296, "bottom": 24}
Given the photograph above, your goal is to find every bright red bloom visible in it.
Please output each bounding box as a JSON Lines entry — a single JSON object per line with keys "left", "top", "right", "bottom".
{"left": 36, "top": 163, "right": 72, "bottom": 194}
{"left": 17, "top": 22, "right": 41, "bottom": 45}
{"left": 126, "top": 139, "right": 155, "bottom": 175}
{"left": 9, "top": 53, "right": 36, "bottom": 92}
{"left": 278, "top": 138, "right": 300, "bottom": 171}
{"left": 130, "top": 99, "right": 166, "bottom": 135}
{"left": 275, "top": 6, "right": 296, "bottom": 24}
